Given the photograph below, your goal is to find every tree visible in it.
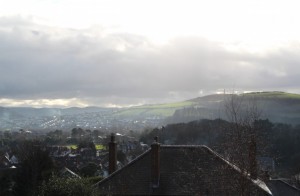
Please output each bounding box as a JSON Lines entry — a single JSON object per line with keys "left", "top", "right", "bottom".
{"left": 38, "top": 175, "right": 98, "bottom": 196}
{"left": 13, "top": 140, "right": 55, "bottom": 196}
{"left": 79, "top": 162, "right": 99, "bottom": 177}
{"left": 71, "top": 128, "right": 84, "bottom": 139}
{"left": 77, "top": 141, "right": 96, "bottom": 152}
{"left": 45, "top": 130, "right": 63, "bottom": 145}
{"left": 0, "top": 169, "right": 15, "bottom": 196}
{"left": 221, "top": 93, "right": 266, "bottom": 194}
{"left": 92, "top": 129, "right": 100, "bottom": 139}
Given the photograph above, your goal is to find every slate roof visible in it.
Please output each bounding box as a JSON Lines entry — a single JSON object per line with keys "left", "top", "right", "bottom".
{"left": 96, "top": 145, "right": 272, "bottom": 195}
{"left": 266, "top": 179, "right": 300, "bottom": 196}
{"left": 0, "top": 154, "right": 10, "bottom": 168}
{"left": 59, "top": 167, "right": 81, "bottom": 179}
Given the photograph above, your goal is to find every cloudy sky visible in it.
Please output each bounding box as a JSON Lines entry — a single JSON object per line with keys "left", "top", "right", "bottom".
{"left": 1, "top": 0, "right": 300, "bottom": 107}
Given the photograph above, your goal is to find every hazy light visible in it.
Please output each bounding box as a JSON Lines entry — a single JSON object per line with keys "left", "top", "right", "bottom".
{"left": 1, "top": 0, "right": 300, "bottom": 107}
{"left": 0, "top": 98, "right": 88, "bottom": 108}
{"left": 1, "top": 0, "right": 299, "bottom": 47}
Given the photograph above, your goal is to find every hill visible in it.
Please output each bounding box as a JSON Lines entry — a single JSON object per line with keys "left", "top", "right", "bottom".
{"left": 166, "top": 91, "right": 300, "bottom": 125}
{"left": 2, "top": 91, "right": 300, "bottom": 131}
{"left": 112, "top": 101, "right": 195, "bottom": 118}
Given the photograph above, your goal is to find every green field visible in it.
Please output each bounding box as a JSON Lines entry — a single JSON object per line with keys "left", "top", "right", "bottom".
{"left": 65, "top": 144, "right": 105, "bottom": 150}
{"left": 95, "top": 144, "right": 106, "bottom": 150}
{"left": 113, "top": 91, "right": 300, "bottom": 119}
{"left": 243, "top": 91, "right": 300, "bottom": 99}
{"left": 67, "top": 145, "right": 77, "bottom": 149}
{"left": 113, "top": 101, "right": 196, "bottom": 117}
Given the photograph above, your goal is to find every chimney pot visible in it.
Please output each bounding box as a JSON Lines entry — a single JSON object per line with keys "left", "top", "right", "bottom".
{"left": 151, "top": 136, "right": 160, "bottom": 188}
{"left": 111, "top": 133, "right": 115, "bottom": 142}
{"left": 109, "top": 133, "right": 117, "bottom": 174}
{"left": 249, "top": 137, "right": 257, "bottom": 179}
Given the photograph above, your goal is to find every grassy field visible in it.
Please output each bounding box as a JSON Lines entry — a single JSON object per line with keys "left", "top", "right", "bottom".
{"left": 243, "top": 91, "right": 300, "bottom": 100}
{"left": 136, "top": 101, "right": 196, "bottom": 109}
{"left": 65, "top": 144, "right": 105, "bottom": 150}
{"left": 95, "top": 144, "right": 106, "bottom": 150}
{"left": 67, "top": 144, "right": 77, "bottom": 149}
{"left": 113, "top": 101, "right": 196, "bottom": 117}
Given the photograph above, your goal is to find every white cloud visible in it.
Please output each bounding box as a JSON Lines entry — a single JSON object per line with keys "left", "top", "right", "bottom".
{"left": 0, "top": 98, "right": 88, "bottom": 108}
{"left": 0, "top": 16, "right": 300, "bottom": 107}
{"left": 1, "top": 0, "right": 300, "bottom": 47}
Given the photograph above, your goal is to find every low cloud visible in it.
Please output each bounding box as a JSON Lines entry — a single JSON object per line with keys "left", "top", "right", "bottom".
{"left": 1, "top": 16, "right": 300, "bottom": 106}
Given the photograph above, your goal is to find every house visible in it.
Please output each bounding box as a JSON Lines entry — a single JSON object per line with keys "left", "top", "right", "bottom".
{"left": 79, "top": 147, "right": 96, "bottom": 160}
{"left": 59, "top": 167, "right": 81, "bottom": 179}
{"left": 0, "top": 154, "right": 10, "bottom": 168}
{"left": 9, "top": 155, "right": 18, "bottom": 165}
{"left": 96, "top": 134, "right": 272, "bottom": 195}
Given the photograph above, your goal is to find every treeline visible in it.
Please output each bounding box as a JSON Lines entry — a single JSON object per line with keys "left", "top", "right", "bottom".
{"left": 0, "top": 127, "right": 108, "bottom": 196}
{"left": 165, "top": 100, "right": 300, "bottom": 125}
{"left": 140, "top": 119, "right": 300, "bottom": 176}
{"left": 0, "top": 139, "right": 102, "bottom": 196}
{"left": 165, "top": 107, "right": 221, "bottom": 124}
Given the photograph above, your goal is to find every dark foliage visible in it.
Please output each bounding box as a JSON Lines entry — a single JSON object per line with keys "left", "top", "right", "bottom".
{"left": 79, "top": 162, "right": 98, "bottom": 177}
{"left": 77, "top": 141, "right": 96, "bottom": 152}
{"left": 140, "top": 119, "right": 300, "bottom": 176}
{"left": 13, "top": 140, "right": 55, "bottom": 196}
{"left": 38, "top": 175, "right": 98, "bottom": 196}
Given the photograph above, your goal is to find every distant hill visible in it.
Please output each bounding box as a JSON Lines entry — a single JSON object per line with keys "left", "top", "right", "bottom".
{"left": 2, "top": 91, "right": 300, "bottom": 131}
{"left": 106, "top": 91, "right": 300, "bottom": 124}
{"left": 112, "top": 101, "right": 195, "bottom": 119}
{"left": 0, "top": 106, "right": 111, "bottom": 118}
{"left": 0, "top": 101, "right": 196, "bottom": 120}
{"left": 166, "top": 91, "right": 300, "bottom": 125}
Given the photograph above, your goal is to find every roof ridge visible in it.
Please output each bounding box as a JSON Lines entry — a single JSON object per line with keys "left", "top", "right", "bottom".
{"left": 95, "top": 148, "right": 151, "bottom": 186}
{"left": 203, "top": 146, "right": 272, "bottom": 195}
{"left": 161, "top": 144, "right": 207, "bottom": 148}
{"left": 271, "top": 179, "right": 300, "bottom": 191}
{"left": 96, "top": 144, "right": 272, "bottom": 195}
{"left": 161, "top": 145, "right": 272, "bottom": 195}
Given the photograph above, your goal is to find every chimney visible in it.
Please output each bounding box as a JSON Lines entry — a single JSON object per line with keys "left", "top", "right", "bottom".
{"left": 109, "top": 133, "right": 117, "bottom": 174}
{"left": 249, "top": 136, "right": 257, "bottom": 179}
{"left": 151, "top": 136, "right": 160, "bottom": 188}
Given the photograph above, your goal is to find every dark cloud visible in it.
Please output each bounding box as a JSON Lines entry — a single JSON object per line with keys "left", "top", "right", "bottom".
{"left": 1, "top": 17, "right": 300, "bottom": 105}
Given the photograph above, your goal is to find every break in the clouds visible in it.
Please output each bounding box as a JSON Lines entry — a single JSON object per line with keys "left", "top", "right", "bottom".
{"left": 1, "top": 16, "right": 300, "bottom": 107}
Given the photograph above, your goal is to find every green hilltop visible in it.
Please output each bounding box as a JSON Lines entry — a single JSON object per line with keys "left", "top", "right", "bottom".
{"left": 243, "top": 91, "right": 300, "bottom": 100}
{"left": 113, "top": 91, "right": 300, "bottom": 120}
{"left": 166, "top": 91, "right": 300, "bottom": 125}
{"left": 113, "top": 101, "right": 196, "bottom": 118}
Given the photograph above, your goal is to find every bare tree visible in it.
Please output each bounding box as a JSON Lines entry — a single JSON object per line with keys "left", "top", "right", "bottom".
{"left": 221, "top": 93, "right": 266, "bottom": 194}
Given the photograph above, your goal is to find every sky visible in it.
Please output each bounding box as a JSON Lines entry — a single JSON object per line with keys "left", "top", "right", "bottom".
{"left": 1, "top": 0, "right": 300, "bottom": 107}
